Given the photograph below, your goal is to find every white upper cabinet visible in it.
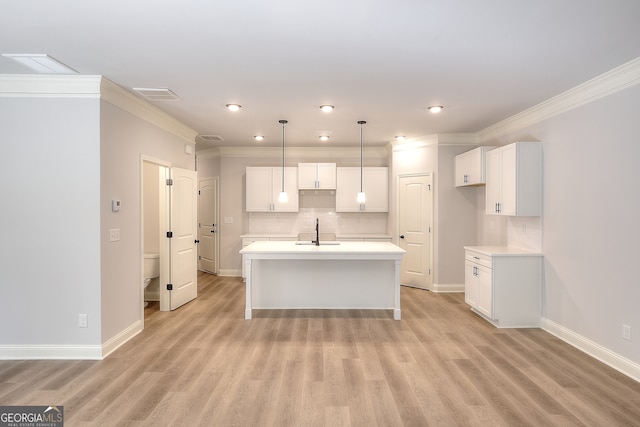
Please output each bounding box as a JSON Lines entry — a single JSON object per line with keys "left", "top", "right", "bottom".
{"left": 298, "top": 163, "right": 336, "bottom": 189}
{"left": 485, "top": 142, "right": 541, "bottom": 216}
{"left": 455, "top": 146, "right": 495, "bottom": 187}
{"left": 336, "top": 167, "right": 388, "bottom": 212}
{"left": 246, "top": 167, "right": 299, "bottom": 212}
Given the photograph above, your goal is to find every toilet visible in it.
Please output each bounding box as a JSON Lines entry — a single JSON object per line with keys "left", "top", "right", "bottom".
{"left": 143, "top": 252, "right": 160, "bottom": 307}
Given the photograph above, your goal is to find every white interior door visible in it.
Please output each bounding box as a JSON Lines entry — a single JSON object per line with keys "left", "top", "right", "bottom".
{"left": 168, "top": 167, "right": 198, "bottom": 310}
{"left": 398, "top": 174, "right": 433, "bottom": 290}
{"left": 198, "top": 178, "right": 218, "bottom": 274}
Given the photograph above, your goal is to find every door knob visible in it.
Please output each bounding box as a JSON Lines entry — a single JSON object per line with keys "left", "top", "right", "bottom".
{"left": 194, "top": 239, "right": 200, "bottom": 244}
{"left": 399, "top": 235, "right": 405, "bottom": 239}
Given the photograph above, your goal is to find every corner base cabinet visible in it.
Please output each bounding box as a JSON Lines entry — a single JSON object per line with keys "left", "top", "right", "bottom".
{"left": 464, "top": 246, "right": 542, "bottom": 328}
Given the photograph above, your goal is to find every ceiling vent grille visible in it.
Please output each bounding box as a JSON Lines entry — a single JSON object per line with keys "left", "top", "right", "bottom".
{"left": 133, "top": 87, "right": 180, "bottom": 101}
{"left": 198, "top": 135, "right": 224, "bottom": 142}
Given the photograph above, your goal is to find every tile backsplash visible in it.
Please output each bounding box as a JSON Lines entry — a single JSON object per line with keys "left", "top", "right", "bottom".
{"left": 248, "top": 208, "right": 388, "bottom": 236}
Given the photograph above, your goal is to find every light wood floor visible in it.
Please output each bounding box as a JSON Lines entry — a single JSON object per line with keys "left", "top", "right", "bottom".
{"left": 2, "top": 271, "right": 640, "bottom": 426}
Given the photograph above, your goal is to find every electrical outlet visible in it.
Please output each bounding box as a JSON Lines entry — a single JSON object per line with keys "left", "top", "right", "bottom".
{"left": 79, "top": 313, "right": 88, "bottom": 328}
{"left": 623, "top": 324, "right": 631, "bottom": 341}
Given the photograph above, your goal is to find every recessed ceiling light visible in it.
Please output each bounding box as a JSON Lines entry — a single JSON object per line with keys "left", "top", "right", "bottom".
{"left": 395, "top": 135, "right": 406, "bottom": 141}
{"left": 254, "top": 135, "right": 264, "bottom": 141}
{"left": 319, "top": 135, "right": 330, "bottom": 142}
{"left": 428, "top": 105, "right": 444, "bottom": 113}
{"left": 2, "top": 54, "right": 77, "bottom": 74}
{"left": 226, "top": 104, "right": 242, "bottom": 112}
{"left": 319, "top": 105, "right": 335, "bottom": 113}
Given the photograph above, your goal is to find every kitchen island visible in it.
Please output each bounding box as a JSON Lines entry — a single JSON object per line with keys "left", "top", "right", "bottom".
{"left": 240, "top": 240, "right": 405, "bottom": 320}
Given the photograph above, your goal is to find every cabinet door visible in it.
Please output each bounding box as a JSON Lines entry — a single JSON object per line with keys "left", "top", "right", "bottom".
{"left": 476, "top": 264, "right": 493, "bottom": 318}
{"left": 336, "top": 168, "right": 360, "bottom": 212}
{"left": 272, "top": 167, "right": 299, "bottom": 212}
{"left": 297, "top": 163, "right": 318, "bottom": 189}
{"left": 485, "top": 148, "right": 501, "bottom": 214}
{"left": 363, "top": 167, "right": 388, "bottom": 212}
{"left": 464, "top": 260, "right": 479, "bottom": 308}
{"left": 246, "top": 167, "right": 273, "bottom": 212}
{"left": 455, "top": 150, "right": 476, "bottom": 186}
{"left": 499, "top": 144, "right": 517, "bottom": 215}
{"left": 316, "top": 163, "right": 336, "bottom": 189}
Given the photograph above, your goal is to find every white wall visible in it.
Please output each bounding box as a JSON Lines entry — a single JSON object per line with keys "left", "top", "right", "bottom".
{"left": 0, "top": 96, "right": 102, "bottom": 351}
{"left": 100, "top": 100, "right": 195, "bottom": 347}
{"left": 481, "top": 83, "right": 640, "bottom": 365}
{"left": 0, "top": 76, "right": 198, "bottom": 358}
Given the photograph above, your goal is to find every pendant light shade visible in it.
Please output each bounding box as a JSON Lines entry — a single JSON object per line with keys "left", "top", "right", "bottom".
{"left": 357, "top": 120, "right": 366, "bottom": 203}
{"left": 278, "top": 119, "right": 288, "bottom": 203}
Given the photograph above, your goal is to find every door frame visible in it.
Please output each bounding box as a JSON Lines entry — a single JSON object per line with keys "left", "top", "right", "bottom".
{"left": 198, "top": 176, "right": 220, "bottom": 274}
{"left": 396, "top": 172, "right": 434, "bottom": 290}
{"left": 140, "top": 155, "right": 172, "bottom": 325}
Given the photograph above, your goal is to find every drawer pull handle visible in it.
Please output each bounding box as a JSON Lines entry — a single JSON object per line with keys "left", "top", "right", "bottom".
{"left": 473, "top": 256, "right": 480, "bottom": 260}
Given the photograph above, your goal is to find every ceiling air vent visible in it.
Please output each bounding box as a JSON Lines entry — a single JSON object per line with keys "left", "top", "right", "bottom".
{"left": 133, "top": 87, "right": 180, "bottom": 101}
{"left": 198, "top": 135, "right": 224, "bottom": 142}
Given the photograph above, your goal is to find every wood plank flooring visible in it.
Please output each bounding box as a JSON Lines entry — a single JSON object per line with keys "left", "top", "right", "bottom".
{"left": 2, "top": 271, "right": 640, "bottom": 426}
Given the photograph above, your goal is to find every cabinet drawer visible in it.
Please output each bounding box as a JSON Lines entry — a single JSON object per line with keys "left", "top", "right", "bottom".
{"left": 465, "top": 251, "right": 492, "bottom": 269}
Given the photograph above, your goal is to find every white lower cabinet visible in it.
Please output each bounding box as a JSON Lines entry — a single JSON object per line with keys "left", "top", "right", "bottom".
{"left": 464, "top": 247, "right": 542, "bottom": 328}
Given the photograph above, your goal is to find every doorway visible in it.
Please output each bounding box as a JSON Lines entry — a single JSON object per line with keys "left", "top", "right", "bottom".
{"left": 397, "top": 173, "right": 433, "bottom": 290}
{"left": 141, "top": 157, "right": 198, "bottom": 318}
{"left": 198, "top": 178, "right": 219, "bottom": 274}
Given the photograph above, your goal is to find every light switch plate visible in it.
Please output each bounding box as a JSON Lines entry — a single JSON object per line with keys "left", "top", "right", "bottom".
{"left": 109, "top": 229, "right": 120, "bottom": 242}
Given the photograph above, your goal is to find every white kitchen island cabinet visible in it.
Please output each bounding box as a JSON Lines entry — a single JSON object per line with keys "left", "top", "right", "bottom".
{"left": 240, "top": 241, "right": 405, "bottom": 320}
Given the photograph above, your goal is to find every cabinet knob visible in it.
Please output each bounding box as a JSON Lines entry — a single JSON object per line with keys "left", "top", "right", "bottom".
{"left": 399, "top": 235, "right": 405, "bottom": 239}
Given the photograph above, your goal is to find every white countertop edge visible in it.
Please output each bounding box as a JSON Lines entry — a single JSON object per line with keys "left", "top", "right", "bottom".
{"left": 464, "top": 245, "right": 542, "bottom": 256}
{"left": 240, "top": 240, "right": 405, "bottom": 258}
{"left": 240, "top": 233, "right": 393, "bottom": 239}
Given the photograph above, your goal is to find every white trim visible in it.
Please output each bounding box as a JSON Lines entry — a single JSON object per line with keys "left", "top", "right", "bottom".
{"left": 0, "top": 74, "right": 101, "bottom": 97}
{"left": 217, "top": 269, "right": 242, "bottom": 277}
{"left": 100, "top": 78, "right": 198, "bottom": 144}
{"left": 202, "top": 145, "right": 391, "bottom": 158}
{"left": 478, "top": 56, "right": 640, "bottom": 142}
{"left": 101, "top": 320, "right": 143, "bottom": 359}
{"left": 0, "top": 345, "right": 103, "bottom": 360}
{"left": 541, "top": 317, "right": 640, "bottom": 383}
{"left": 432, "top": 283, "right": 465, "bottom": 293}
{"left": 0, "top": 75, "right": 198, "bottom": 144}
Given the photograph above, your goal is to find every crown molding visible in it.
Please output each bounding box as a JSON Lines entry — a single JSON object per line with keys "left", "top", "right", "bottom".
{"left": 0, "top": 74, "right": 101, "bottom": 97}
{"left": 0, "top": 74, "right": 198, "bottom": 144}
{"left": 200, "top": 145, "right": 390, "bottom": 158}
{"left": 478, "top": 56, "right": 640, "bottom": 142}
{"left": 100, "top": 77, "right": 198, "bottom": 144}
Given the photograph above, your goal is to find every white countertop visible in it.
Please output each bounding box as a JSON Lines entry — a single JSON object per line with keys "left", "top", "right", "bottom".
{"left": 240, "top": 240, "right": 405, "bottom": 259}
{"left": 241, "top": 233, "right": 392, "bottom": 240}
{"left": 464, "top": 246, "right": 542, "bottom": 256}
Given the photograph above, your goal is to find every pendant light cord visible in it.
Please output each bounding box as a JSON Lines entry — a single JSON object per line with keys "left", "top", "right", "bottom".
{"left": 279, "top": 119, "right": 287, "bottom": 192}
{"left": 358, "top": 120, "right": 366, "bottom": 193}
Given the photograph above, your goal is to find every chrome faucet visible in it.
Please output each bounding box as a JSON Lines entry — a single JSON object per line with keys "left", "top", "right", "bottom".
{"left": 312, "top": 218, "right": 320, "bottom": 246}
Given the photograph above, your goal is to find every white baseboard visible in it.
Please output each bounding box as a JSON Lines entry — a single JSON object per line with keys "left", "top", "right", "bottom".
{"left": 0, "top": 320, "right": 142, "bottom": 360}
{"left": 432, "top": 283, "right": 465, "bottom": 293}
{"left": 541, "top": 317, "right": 640, "bottom": 383}
{"left": 0, "top": 345, "right": 103, "bottom": 360}
{"left": 101, "top": 320, "right": 143, "bottom": 359}
{"left": 218, "top": 269, "right": 242, "bottom": 277}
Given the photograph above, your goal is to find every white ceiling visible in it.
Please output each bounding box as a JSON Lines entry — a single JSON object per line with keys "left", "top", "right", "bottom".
{"left": 2, "top": 1, "right": 639, "bottom": 150}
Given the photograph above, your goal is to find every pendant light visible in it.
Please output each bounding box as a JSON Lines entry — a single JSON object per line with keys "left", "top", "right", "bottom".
{"left": 357, "top": 120, "right": 366, "bottom": 204}
{"left": 278, "top": 119, "right": 288, "bottom": 203}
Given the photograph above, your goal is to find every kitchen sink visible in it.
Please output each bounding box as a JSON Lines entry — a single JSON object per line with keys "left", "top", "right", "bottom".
{"left": 294, "top": 241, "right": 341, "bottom": 245}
